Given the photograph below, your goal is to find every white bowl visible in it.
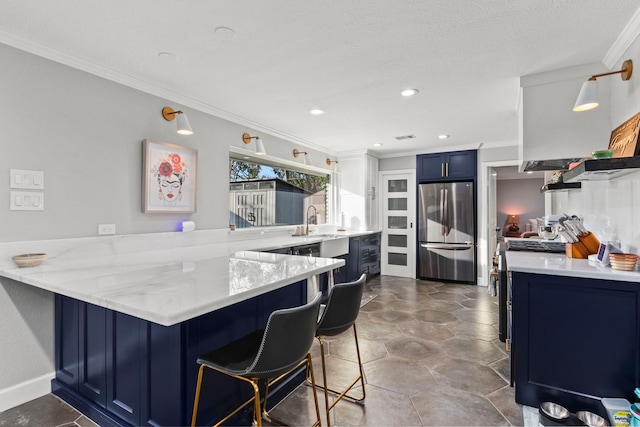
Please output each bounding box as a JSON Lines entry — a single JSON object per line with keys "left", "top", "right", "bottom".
{"left": 12, "top": 253, "right": 47, "bottom": 268}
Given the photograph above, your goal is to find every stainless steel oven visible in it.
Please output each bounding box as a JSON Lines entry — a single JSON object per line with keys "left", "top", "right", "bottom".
{"left": 495, "top": 248, "right": 513, "bottom": 386}
{"left": 499, "top": 239, "right": 566, "bottom": 386}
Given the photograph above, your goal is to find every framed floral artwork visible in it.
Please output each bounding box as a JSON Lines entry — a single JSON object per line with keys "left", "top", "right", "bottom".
{"left": 143, "top": 140, "right": 198, "bottom": 213}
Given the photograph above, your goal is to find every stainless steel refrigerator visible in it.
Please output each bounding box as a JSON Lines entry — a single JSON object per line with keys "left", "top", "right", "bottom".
{"left": 418, "top": 182, "right": 475, "bottom": 284}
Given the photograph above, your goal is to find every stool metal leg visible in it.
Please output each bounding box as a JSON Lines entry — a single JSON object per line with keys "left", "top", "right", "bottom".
{"left": 191, "top": 365, "right": 205, "bottom": 427}
{"left": 312, "top": 324, "right": 366, "bottom": 426}
{"left": 262, "top": 354, "right": 321, "bottom": 427}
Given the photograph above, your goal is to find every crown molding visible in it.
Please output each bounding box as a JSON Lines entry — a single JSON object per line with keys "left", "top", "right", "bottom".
{"left": 603, "top": 7, "right": 640, "bottom": 69}
{"left": 0, "top": 30, "right": 336, "bottom": 157}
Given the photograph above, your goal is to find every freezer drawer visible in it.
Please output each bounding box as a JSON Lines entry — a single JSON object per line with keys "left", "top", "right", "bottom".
{"left": 419, "top": 243, "right": 475, "bottom": 283}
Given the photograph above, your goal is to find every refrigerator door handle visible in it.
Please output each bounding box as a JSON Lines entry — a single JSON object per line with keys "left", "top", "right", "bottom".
{"left": 443, "top": 188, "right": 449, "bottom": 236}
{"left": 439, "top": 188, "right": 445, "bottom": 236}
{"left": 420, "top": 243, "right": 473, "bottom": 250}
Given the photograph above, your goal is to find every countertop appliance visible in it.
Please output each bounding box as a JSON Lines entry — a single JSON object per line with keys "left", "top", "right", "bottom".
{"left": 506, "top": 239, "right": 566, "bottom": 253}
{"left": 418, "top": 182, "right": 475, "bottom": 284}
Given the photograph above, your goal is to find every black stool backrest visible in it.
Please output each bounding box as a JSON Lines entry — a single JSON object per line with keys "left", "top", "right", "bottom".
{"left": 247, "top": 292, "right": 322, "bottom": 379}
{"left": 317, "top": 274, "right": 366, "bottom": 337}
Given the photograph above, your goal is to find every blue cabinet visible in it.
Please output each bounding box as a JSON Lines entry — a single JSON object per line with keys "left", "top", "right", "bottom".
{"left": 512, "top": 272, "right": 640, "bottom": 418}
{"left": 417, "top": 150, "right": 476, "bottom": 182}
{"left": 53, "top": 281, "right": 307, "bottom": 426}
{"left": 344, "top": 233, "right": 381, "bottom": 282}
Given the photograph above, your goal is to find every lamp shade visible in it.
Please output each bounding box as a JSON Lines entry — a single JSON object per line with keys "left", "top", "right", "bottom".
{"left": 507, "top": 214, "right": 520, "bottom": 224}
{"left": 303, "top": 153, "right": 311, "bottom": 165}
{"left": 176, "top": 112, "right": 193, "bottom": 135}
{"left": 255, "top": 138, "right": 267, "bottom": 155}
{"left": 573, "top": 80, "right": 599, "bottom": 112}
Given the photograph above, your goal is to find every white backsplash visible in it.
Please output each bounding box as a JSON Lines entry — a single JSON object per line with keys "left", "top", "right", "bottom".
{"left": 563, "top": 171, "right": 640, "bottom": 254}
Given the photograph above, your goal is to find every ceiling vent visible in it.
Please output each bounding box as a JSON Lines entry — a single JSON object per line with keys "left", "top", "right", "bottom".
{"left": 395, "top": 134, "right": 416, "bottom": 140}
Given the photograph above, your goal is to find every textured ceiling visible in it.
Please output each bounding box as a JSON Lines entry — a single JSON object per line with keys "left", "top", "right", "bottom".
{"left": 0, "top": 0, "right": 638, "bottom": 156}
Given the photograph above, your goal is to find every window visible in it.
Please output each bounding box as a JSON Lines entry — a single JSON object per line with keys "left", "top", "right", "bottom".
{"left": 229, "top": 157, "right": 330, "bottom": 229}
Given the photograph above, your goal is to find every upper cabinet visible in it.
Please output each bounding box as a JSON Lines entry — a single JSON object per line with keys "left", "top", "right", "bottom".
{"left": 417, "top": 150, "right": 477, "bottom": 182}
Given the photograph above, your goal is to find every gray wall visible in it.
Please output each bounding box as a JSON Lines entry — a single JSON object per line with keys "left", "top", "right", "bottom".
{"left": 0, "top": 43, "right": 334, "bottom": 397}
{"left": 379, "top": 155, "right": 415, "bottom": 171}
{"left": 0, "top": 43, "right": 332, "bottom": 243}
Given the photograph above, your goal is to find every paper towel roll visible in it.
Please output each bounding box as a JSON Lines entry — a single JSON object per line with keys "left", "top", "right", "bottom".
{"left": 181, "top": 221, "right": 195, "bottom": 232}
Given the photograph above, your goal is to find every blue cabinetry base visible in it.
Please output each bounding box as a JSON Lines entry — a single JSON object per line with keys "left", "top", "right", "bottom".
{"left": 513, "top": 272, "right": 640, "bottom": 419}
{"left": 52, "top": 380, "right": 128, "bottom": 427}
{"left": 54, "top": 281, "right": 308, "bottom": 426}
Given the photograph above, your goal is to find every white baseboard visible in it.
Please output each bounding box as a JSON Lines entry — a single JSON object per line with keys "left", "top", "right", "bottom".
{"left": 0, "top": 372, "right": 54, "bottom": 412}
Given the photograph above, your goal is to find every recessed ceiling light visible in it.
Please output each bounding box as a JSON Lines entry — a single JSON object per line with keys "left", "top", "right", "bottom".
{"left": 527, "top": 171, "right": 533, "bottom": 174}
{"left": 401, "top": 89, "right": 419, "bottom": 97}
{"left": 309, "top": 109, "right": 325, "bottom": 115}
{"left": 437, "top": 134, "right": 450, "bottom": 139}
{"left": 158, "top": 52, "right": 178, "bottom": 63}
{"left": 373, "top": 143, "right": 383, "bottom": 147}
{"left": 214, "top": 26, "right": 236, "bottom": 40}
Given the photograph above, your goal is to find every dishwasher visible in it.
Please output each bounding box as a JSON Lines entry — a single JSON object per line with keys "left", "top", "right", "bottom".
{"left": 264, "top": 243, "right": 323, "bottom": 302}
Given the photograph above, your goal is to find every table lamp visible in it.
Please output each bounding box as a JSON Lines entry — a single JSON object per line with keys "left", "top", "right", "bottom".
{"left": 506, "top": 215, "right": 520, "bottom": 232}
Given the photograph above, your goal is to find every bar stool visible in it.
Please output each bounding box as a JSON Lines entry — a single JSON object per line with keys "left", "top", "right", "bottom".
{"left": 313, "top": 274, "right": 366, "bottom": 426}
{"left": 191, "top": 292, "right": 323, "bottom": 427}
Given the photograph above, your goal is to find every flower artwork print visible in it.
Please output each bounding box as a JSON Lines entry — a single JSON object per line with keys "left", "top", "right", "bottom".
{"left": 143, "top": 140, "right": 197, "bottom": 213}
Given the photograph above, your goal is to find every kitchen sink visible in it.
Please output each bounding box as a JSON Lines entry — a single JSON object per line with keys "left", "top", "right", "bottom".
{"left": 319, "top": 235, "right": 348, "bottom": 257}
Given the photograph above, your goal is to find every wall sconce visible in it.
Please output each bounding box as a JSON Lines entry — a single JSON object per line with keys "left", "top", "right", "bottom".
{"left": 293, "top": 149, "right": 311, "bottom": 165}
{"left": 242, "top": 133, "right": 266, "bottom": 155}
{"left": 162, "top": 107, "right": 193, "bottom": 135}
{"left": 573, "top": 59, "right": 633, "bottom": 112}
{"left": 326, "top": 158, "right": 340, "bottom": 174}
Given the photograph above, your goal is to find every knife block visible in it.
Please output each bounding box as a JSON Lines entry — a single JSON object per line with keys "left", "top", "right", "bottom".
{"left": 566, "top": 242, "right": 589, "bottom": 258}
{"left": 578, "top": 232, "right": 600, "bottom": 254}
{"left": 565, "top": 232, "right": 600, "bottom": 258}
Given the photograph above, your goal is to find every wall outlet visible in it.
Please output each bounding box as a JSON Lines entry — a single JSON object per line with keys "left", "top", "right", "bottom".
{"left": 98, "top": 224, "right": 116, "bottom": 235}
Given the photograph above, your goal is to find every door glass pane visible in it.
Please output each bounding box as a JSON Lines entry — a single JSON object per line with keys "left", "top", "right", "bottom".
{"left": 388, "top": 179, "right": 407, "bottom": 192}
{"left": 388, "top": 198, "right": 407, "bottom": 210}
{"left": 388, "top": 216, "right": 407, "bottom": 229}
{"left": 388, "top": 234, "right": 407, "bottom": 248}
{"left": 388, "top": 253, "right": 407, "bottom": 266}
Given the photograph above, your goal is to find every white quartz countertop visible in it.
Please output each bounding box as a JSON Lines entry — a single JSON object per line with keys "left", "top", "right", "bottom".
{"left": 505, "top": 251, "right": 640, "bottom": 283}
{"left": 0, "top": 229, "right": 353, "bottom": 326}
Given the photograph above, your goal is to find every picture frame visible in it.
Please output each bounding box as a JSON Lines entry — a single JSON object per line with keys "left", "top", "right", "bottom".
{"left": 143, "top": 139, "right": 197, "bottom": 213}
{"left": 608, "top": 112, "right": 640, "bottom": 158}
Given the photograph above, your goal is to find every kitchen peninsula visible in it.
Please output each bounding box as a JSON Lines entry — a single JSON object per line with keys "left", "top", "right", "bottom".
{"left": 506, "top": 251, "right": 640, "bottom": 418}
{"left": 0, "top": 230, "right": 347, "bottom": 426}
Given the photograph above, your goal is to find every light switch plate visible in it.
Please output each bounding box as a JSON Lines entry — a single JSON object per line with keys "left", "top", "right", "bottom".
{"left": 10, "top": 191, "right": 44, "bottom": 210}
{"left": 10, "top": 169, "right": 44, "bottom": 190}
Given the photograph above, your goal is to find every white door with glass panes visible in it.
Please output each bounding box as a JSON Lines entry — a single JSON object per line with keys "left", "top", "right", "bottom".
{"left": 381, "top": 171, "right": 416, "bottom": 278}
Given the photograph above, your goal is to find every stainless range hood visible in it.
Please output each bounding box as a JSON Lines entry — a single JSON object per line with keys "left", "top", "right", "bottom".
{"left": 521, "top": 158, "right": 583, "bottom": 172}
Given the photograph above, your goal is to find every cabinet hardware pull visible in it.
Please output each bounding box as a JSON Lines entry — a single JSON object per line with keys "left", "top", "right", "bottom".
{"left": 505, "top": 338, "right": 511, "bottom": 353}
{"left": 446, "top": 162, "right": 449, "bottom": 176}
{"left": 441, "top": 163, "right": 444, "bottom": 177}
{"left": 506, "top": 301, "right": 512, "bottom": 312}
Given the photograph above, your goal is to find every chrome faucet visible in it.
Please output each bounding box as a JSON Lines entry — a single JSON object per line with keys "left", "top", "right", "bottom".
{"left": 306, "top": 205, "right": 317, "bottom": 235}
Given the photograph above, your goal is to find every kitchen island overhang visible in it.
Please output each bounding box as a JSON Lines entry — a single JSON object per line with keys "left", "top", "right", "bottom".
{"left": 0, "top": 232, "right": 345, "bottom": 426}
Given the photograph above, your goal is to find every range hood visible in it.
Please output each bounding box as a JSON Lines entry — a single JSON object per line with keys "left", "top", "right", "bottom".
{"left": 521, "top": 158, "right": 583, "bottom": 172}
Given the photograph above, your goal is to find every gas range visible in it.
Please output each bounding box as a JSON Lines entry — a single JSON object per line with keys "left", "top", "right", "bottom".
{"left": 506, "top": 239, "right": 566, "bottom": 253}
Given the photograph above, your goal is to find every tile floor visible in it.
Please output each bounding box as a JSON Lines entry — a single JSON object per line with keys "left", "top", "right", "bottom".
{"left": 0, "top": 275, "right": 523, "bottom": 426}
